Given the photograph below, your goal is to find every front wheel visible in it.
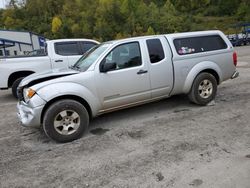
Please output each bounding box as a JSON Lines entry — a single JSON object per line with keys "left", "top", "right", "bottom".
{"left": 43, "top": 99, "right": 89, "bottom": 143}
{"left": 12, "top": 77, "right": 24, "bottom": 98}
{"left": 188, "top": 73, "right": 217, "bottom": 105}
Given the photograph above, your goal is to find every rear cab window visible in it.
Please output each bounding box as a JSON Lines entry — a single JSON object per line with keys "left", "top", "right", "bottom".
{"left": 54, "top": 42, "right": 81, "bottom": 56}
{"left": 54, "top": 41, "right": 98, "bottom": 56}
{"left": 174, "top": 35, "right": 228, "bottom": 55}
{"left": 146, "top": 39, "right": 165, "bottom": 63}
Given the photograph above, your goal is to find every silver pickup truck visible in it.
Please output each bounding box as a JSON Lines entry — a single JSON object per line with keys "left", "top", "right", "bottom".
{"left": 17, "top": 30, "right": 239, "bottom": 142}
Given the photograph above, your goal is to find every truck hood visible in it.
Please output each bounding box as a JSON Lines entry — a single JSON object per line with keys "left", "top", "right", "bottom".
{"left": 19, "top": 68, "right": 79, "bottom": 87}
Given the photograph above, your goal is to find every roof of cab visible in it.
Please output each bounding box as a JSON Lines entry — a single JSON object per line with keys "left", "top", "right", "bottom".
{"left": 165, "top": 30, "right": 224, "bottom": 40}
{"left": 109, "top": 30, "right": 224, "bottom": 45}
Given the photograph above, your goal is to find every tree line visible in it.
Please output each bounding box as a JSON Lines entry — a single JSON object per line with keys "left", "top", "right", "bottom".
{"left": 0, "top": 0, "right": 250, "bottom": 41}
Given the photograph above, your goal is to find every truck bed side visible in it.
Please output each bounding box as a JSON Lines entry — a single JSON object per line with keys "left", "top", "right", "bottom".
{"left": 0, "top": 56, "right": 51, "bottom": 88}
{"left": 165, "top": 31, "right": 235, "bottom": 95}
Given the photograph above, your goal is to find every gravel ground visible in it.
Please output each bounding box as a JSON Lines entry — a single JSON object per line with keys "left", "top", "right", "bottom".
{"left": 0, "top": 46, "right": 250, "bottom": 188}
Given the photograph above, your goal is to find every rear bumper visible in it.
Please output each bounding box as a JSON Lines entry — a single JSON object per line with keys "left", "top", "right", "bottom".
{"left": 231, "top": 71, "right": 239, "bottom": 79}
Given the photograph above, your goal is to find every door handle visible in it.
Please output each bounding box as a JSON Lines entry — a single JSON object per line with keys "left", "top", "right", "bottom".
{"left": 137, "top": 69, "right": 148, "bottom": 75}
{"left": 55, "top": 59, "right": 63, "bottom": 62}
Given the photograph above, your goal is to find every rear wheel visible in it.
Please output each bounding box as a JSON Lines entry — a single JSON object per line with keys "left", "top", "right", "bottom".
{"left": 43, "top": 99, "right": 89, "bottom": 143}
{"left": 188, "top": 73, "right": 217, "bottom": 105}
{"left": 12, "top": 77, "right": 24, "bottom": 99}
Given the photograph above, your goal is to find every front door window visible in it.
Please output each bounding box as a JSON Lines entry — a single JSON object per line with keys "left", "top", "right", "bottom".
{"left": 102, "top": 42, "right": 142, "bottom": 71}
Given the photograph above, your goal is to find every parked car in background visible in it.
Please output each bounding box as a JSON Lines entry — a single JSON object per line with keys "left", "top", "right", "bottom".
{"left": 227, "top": 33, "right": 250, "bottom": 46}
{"left": 0, "top": 39, "right": 99, "bottom": 98}
{"left": 227, "top": 23, "right": 250, "bottom": 46}
{"left": 17, "top": 30, "right": 238, "bottom": 142}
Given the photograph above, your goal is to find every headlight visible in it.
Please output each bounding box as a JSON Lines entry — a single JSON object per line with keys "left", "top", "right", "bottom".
{"left": 23, "top": 88, "right": 36, "bottom": 102}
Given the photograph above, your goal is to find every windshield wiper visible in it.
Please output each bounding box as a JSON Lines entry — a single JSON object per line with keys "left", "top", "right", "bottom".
{"left": 69, "top": 65, "right": 81, "bottom": 71}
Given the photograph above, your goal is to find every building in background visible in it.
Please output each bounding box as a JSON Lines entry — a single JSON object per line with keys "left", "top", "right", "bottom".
{"left": 0, "top": 29, "right": 46, "bottom": 57}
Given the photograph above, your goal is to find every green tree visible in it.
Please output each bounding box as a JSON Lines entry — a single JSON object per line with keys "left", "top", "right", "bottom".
{"left": 159, "top": 0, "right": 184, "bottom": 33}
{"left": 0, "top": 0, "right": 248, "bottom": 40}
{"left": 94, "top": 0, "right": 124, "bottom": 41}
{"left": 146, "top": 26, "right": 155, "bottom": 35}
{"left": 218, "top": 0, "right": 239, "bottom": 16}
{"left": 236, "top": 1, "right": 250, "bottom": 21}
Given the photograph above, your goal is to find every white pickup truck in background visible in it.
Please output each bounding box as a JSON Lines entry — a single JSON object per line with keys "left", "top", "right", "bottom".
{"left": 0, "top": 39, "right": 99, "bottom": 97}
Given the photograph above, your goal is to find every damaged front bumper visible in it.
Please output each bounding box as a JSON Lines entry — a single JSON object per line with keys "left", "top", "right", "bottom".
{"left": 17, "top": 95, "right": 46, "bottom": 128}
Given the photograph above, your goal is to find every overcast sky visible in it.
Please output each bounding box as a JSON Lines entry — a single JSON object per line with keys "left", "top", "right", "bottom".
{"left": 0, "top": 0, "right": 6, "bottom": 8}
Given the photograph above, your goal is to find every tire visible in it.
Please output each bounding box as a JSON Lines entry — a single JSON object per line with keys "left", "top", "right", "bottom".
{"left": 188, "top": 73, "right": 217, "bottom": 105}
{"left": 43, "top": 99, "right": 89, "bottom": 143}
{"left": 12, "top": 77, "right": 24, "bottom": 99}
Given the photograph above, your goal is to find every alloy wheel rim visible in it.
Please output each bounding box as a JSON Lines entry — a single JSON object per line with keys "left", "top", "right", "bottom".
{"left": 198, "top": 79, "right": 213, "bottom": 99}
{"left": 54, "top": 110, "right": 80, "bottom": 136}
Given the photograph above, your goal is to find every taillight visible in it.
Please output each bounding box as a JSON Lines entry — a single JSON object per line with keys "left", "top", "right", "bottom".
{"left": 233, "top": 52, "right": 237, "bottom": 66}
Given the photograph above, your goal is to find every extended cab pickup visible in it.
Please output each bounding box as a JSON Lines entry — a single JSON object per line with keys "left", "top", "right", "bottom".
{"left": 17, "top": 30, "right": 239, "bottom": 142}
{"left": 0, "top": 39, "right": 99, "bottom": 97}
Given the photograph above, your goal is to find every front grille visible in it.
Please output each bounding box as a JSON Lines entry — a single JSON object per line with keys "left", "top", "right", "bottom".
{"left": 17, "top": 87, "right": 24, "bottom": 101}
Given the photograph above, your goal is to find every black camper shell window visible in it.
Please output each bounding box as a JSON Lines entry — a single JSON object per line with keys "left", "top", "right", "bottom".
{"left": 174, "top": 35, "right": 228, "bottom": 55}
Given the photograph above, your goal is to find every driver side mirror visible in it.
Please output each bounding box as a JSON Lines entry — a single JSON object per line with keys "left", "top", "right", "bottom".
{"left": 100, "top": 62, "right": 117, "bottom": 73}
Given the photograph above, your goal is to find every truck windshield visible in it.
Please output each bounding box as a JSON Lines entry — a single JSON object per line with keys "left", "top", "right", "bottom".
{"left": 72, "top": 43, "right": 111, "bottom": 71}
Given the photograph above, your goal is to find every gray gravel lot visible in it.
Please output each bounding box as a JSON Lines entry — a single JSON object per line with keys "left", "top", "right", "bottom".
{"left": 0, "top": 46, "right": 250, "bottom": 188}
